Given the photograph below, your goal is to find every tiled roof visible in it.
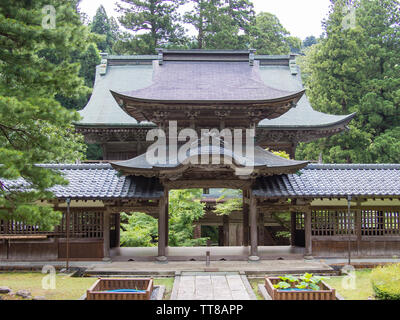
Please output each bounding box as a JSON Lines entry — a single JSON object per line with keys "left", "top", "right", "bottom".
{"left": 253, "top": 164, "right": 400, "bottom": 198}
{"left": 3, "top": 164, "right": 163, "bottom": 200}
{"left": 5, "top": 164, "right": 399, "bottom": 200}
{"left": 111, "top": 142, "right": 308, "bottom": 176}
{"left": 76, "top": 53, "right": 354, "bottom": 130}
{"left": 115, "top": 60, "right": 303, "bottom": 102}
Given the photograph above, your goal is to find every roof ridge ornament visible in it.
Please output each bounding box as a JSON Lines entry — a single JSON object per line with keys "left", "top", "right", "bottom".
{"left": 249, "top": 49, "right": 256, "bottom": 66}
{"left": 99, "top": 53, "right": 108, "bottom": 75}
{"left": 289, "top": 55, "right": 298, "bottom": 75}
{"left": 157, "top": 48, "right": 164, "bottom": 65}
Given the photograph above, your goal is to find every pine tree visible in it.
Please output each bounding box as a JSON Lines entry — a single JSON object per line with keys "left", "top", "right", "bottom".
{"left": 116, "top": 0, "right": 185, "bottom": 54}
{"left": 0, "top": 0, "right": 90, "bottom": 228}
{"left": 250, "top": 12, "right": 295, "bottom": 55}
{"left": 183, "top": 0, "right": 255, "bottom": 49}
{"left": 91, "top": 5, "right": 118, "bottom": 53}
{"left": 297, "top": 0, "right": 400, "bottom": 163}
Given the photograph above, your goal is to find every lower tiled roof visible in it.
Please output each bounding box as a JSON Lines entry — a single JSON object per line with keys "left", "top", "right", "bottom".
{"left": 3, "top": 164, "right": 164, "bottom": 200}
{"left": 4, "top": 164, "right": 400, "bottom": 200}
{"left": 253, "top": 164, "right": 400, "bottom": 198}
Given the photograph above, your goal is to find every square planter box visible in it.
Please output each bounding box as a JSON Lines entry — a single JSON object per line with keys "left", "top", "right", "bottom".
{"left": 265, "top": 277, "right": 336, "bottom": 300}
{"left": 87, "top": 278, "right": 153, "bottom": 300}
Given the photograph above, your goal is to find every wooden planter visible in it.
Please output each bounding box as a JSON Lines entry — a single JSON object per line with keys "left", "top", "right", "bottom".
{"left": 86, "top": 278, "right": 153, "bottom": 300}
{"left": 265, "top": 277, "right": 336, "bottom": 300}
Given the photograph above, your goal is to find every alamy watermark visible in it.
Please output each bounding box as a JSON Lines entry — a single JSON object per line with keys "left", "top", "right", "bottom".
{"left": 342, "top": 3, "right": 357, "bottom": 30}
{"left": 42, "top": 5, "right": 56, "bottom": 30}
{"left": 341, "top": 265, "right": 357, "bottom": 290}
{"left": 146, "top": 121, "right": 256, "bottom": 176}
{"left": 41, "top": 265, "right": 56, "bottom": 290}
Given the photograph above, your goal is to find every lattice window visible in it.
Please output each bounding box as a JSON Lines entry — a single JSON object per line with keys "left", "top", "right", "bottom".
{"left": 0, "top": 220, "right": 42, "bottom": 234}
{"left": 295, "top": 213, "right": 304, "bottom": 230}
{"left": 59, "top": 211, "right": 103, "bottom": 239}
{"left": 362, "top": 210, "right": 400, "bottom": 236}
{"left": 311, "top": 210, "right": 355, "bottom": 236}
{"left": 0, "top": 210, "right": 104, "bottom": 239}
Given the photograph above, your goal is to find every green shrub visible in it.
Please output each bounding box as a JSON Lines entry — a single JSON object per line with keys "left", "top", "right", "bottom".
{"left": 371, "top": 264, "right": 400, "bottom": 300}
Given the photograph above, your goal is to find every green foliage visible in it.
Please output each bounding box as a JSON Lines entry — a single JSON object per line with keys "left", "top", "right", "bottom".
{"left": 168, "top": 189, "right": 208, "bottom": 247}
{"left": 113, "top": 0, "right": 300, "bottom": 55}
{"left": 90, "top": 5, "right": 119, "bottom": 53}
{"left": 273, "top": 281, "right": 291, "bottom": 290}
{"left": 120, "top": 189, "right": 207, "bottom": 247}
{"left": 371, "top": 264, "right": 400, "bottom": 300}
{"left": 115, "top": 0, "right": 186, "bottom": 54}
{"left": 303, "top": 35, "right": 318, "bottom": 48}
{"left": 214, "top": 189, "right": 242, "bottom": 216}
{"left": 273, "top": 273, "right": 325, "bottom": 291}
{"left": 297, "top": 0, "right": 400, "bottom": 163}
{"left": 184, "top": 0, "right": 255, "bottom": 49}
{"left": 250, "top": 12, "right": 297, "bottom": 55}
{"left": 86, "top": 144, "right": 103, "bottom": 160}
{"left": 120, "top": 212, "right": 158, "bottom": 247}
{"left": 0, "top": 0, "right": 90, "bottom": 228}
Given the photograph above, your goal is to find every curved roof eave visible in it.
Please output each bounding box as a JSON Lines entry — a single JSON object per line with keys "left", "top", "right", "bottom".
{"left": 258, "top": 112, "right": 357, "bottom": 130}
{"left": 110, "top": 89, "right": 306, "bottom": 106}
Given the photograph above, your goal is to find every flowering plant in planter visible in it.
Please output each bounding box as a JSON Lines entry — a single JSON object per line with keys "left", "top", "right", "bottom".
{"left": 273, "top": 273, "right": 325, "bottom": 291}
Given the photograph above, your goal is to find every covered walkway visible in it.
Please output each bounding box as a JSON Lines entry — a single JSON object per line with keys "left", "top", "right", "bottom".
{"left": 110, "top": 246, "right": 304, "bottom": 262}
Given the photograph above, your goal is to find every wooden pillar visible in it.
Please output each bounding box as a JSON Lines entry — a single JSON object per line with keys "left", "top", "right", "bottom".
{"left": 157, "top": 195, "right": 167, "bottom": 262}
{"left": 290, "top": 212, "right": 296, "bottom": 247}
{"left": 249, "top": 192, "right": 260, "bottom": 261}
{"left": 193, "top": 224, "right": 202, "bottom": 239}
{"left": 304, "top": 209, "right": 313, "bottom": 259}
{"left": 165, "top": 189, "right": 169, "bottom": 247}
{"left": 289, "top": 143, "right": 297, "bottom": 160}
{"left": 218, "top": 226, "right": 224, "bottom": 246}
{"left": 223, "top": 215, "right": 230, "bottom": 246}
{"left": 115, "top": 213, "right": 121, "bottom": 248}
{"left": 243, "top": 191, "right": 249, "bottom": 247}
{"left": 258, "top": 211, "right": 265, "bottom": 246}
{"left": 356, "top": 209, "right": 362, "bottom": 256}
{"left": 103, "top": 209, "right": 111, "bottom": 261}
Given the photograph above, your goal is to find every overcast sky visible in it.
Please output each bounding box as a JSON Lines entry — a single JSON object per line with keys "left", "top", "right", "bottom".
{"left": 79, "top": 0, "right": 332, "bottom": 40}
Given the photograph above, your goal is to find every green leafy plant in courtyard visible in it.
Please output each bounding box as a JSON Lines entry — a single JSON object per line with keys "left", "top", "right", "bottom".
{"left": 371, "top": 264, "right": 400, "bottom": 300}
{"left": 273, "top": 273, "right": 325, "bottom": 291}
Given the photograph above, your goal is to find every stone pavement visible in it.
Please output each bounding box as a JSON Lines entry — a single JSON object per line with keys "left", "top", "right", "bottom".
{"left": 84, "top": 260, "right": 335, "bottom": 276}
{"left": 171, "top": 272, "right": 256, "bottom": 300}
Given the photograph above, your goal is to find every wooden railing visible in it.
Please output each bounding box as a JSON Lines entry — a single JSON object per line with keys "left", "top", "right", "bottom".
{"left": 309, "top": 209, "right": 400, "bottom": 237}
{"left": 0, "top": 210, "right": 104, "bottom": 239}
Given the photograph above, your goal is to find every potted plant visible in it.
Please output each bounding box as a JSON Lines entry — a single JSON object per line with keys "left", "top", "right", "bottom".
{"left": 265, "top": 273, "right": 336, "bottom": 300}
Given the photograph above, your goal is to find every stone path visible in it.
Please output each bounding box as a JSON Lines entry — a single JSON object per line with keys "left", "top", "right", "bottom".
{"left": 84, "top": 260, "right": 334, "bottom": 275}
{"left": 172, "top": 272, "right": 256, "bottom": 300}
